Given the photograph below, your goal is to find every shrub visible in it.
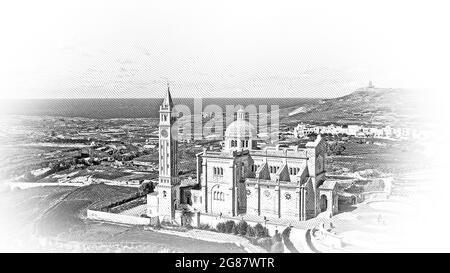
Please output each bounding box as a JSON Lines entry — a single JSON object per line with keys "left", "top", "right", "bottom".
{"left": 154, "top": 217, "right": 161, "bottom": 230}
{"left": 254, "top": 223, "right": 269, "bottom": 238}
{"left": 236, "top": 221, "right": 249, "bottom": 236}
{"left": 198, "top": 223, "right": 213, "bottom": 231}
{"left": 231, "top": 225, "right": 238, "bottom": 235}
{"left": 216, "top": 222, "right": 226, "bottom": 233}
{"left": 138, "top": 182, "right": 154, "bottom": 195}
{"left": 224, "top": 220, "right": 236, "bottom": 233}
{"left": 263, "top": 227, "right": 270, "bottom": 237}
{"left": 180, "top": 209, "right": 193, "bottom": 227}
{"left": 246, "top": 225, "right": 256, "bottom": 237}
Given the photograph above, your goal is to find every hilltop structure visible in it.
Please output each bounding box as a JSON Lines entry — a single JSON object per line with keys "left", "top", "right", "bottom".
{"left": 147, "top": 87, "right": 337, "bottom": 224}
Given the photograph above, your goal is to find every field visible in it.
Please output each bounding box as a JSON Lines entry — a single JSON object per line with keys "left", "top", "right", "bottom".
{"left": 0, "top": 184, "right": 244, "bottom": 252}
{"left": 326, "top": 139, "right": 426, "bottom": 174}
{"left": 0, "top": 184, "right": 138, "bottom": 236}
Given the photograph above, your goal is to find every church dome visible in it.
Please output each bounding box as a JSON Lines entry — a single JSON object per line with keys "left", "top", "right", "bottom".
{"left": 225, "top": 109, "right": 257, "bottom": 139}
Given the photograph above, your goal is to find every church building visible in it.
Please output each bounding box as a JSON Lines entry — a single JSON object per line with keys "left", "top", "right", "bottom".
{"left": 147, "top": 87, "right": 337, "bottom": 224}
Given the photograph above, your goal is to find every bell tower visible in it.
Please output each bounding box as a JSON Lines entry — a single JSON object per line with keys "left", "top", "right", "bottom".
{"left": 157, "top": 83, "right": 179, "bottom": 221}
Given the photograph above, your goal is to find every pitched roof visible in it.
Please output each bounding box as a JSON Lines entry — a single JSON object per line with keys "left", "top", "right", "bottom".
{"left": 319, "top": 180, "right": 337, "bottom": 190}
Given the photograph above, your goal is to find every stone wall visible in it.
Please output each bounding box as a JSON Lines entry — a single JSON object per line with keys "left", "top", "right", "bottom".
{"left": 86, "top": 209, "right": 156, "bottom": 226}
{"left": 7, "top": 181, "right": 84, "bottom": 190}
{"left": 360, "top": 191, "right": 389, "bottom": 202}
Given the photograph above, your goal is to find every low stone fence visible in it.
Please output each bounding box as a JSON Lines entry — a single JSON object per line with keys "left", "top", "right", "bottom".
{"left": 7, "top": 181, "right": 84, "bottom": 190}
{"left": 86, "top": 209, "right": 158, "bottom": 226}
{"left": 360, "top": 191, "right": 389, "bottom": 202}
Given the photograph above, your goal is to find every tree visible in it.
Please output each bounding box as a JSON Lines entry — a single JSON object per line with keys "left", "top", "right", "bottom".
{"left": 180, "top": 208, "right": 193, "bottom": 227}
{"left": 246, "top": 225, "right": 256, "bottom": 237}
{"left": 224, "top": 220, "right": 236, "bottom": 233}
{"left": 231, "top": 225, "right": 238, "bottom": 235}
{"left": 216, "top": 222, "right": 226, "bottom": 233}
{"left": 154, "top": 216, "right": 161, "bottom": 230}
{"left": 327, "top": 142, "right": 346, "bottom": 156}
{"left": 237, "top": 221, "right": 249, "bottom": 236}
{"left": 254, "top": 223, "right": 269, "bottom": 238}
{"left": 138, "top": 182, "right": 154, "bottom": 195}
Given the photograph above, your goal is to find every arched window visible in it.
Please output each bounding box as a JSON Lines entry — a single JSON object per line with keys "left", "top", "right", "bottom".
{"left": 220, "top": 193, "right": 224, "bottom": 201}
{"left": 220, "top": 168, "right": 223, "bottom": 175}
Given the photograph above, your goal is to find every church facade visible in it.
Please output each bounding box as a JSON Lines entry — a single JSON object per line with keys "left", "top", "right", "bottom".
{"left": 147, "top": 87, "right": 337, "bottom": 223}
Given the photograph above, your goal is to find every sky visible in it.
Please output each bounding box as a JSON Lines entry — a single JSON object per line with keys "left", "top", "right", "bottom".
{"left": 0, "top": 0, "right": 448, "bottom": 99}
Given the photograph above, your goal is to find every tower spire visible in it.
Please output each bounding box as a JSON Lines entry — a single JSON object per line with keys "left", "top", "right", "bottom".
{"left": 162, "top": 82, "right": 174, "bottom": 108}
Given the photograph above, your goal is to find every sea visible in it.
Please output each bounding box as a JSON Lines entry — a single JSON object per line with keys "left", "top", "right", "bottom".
{"left": 0, "top": 98, "right": 319, "bottom": 119}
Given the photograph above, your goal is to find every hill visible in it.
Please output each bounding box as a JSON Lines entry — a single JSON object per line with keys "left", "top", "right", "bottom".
{"left": 282, "top": 87, "right": 422, "bottom": 127}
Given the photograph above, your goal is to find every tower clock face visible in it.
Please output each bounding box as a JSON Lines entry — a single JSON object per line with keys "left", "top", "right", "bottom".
{"left": 161, "top": 129, "right": 169, "bottom": 138}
